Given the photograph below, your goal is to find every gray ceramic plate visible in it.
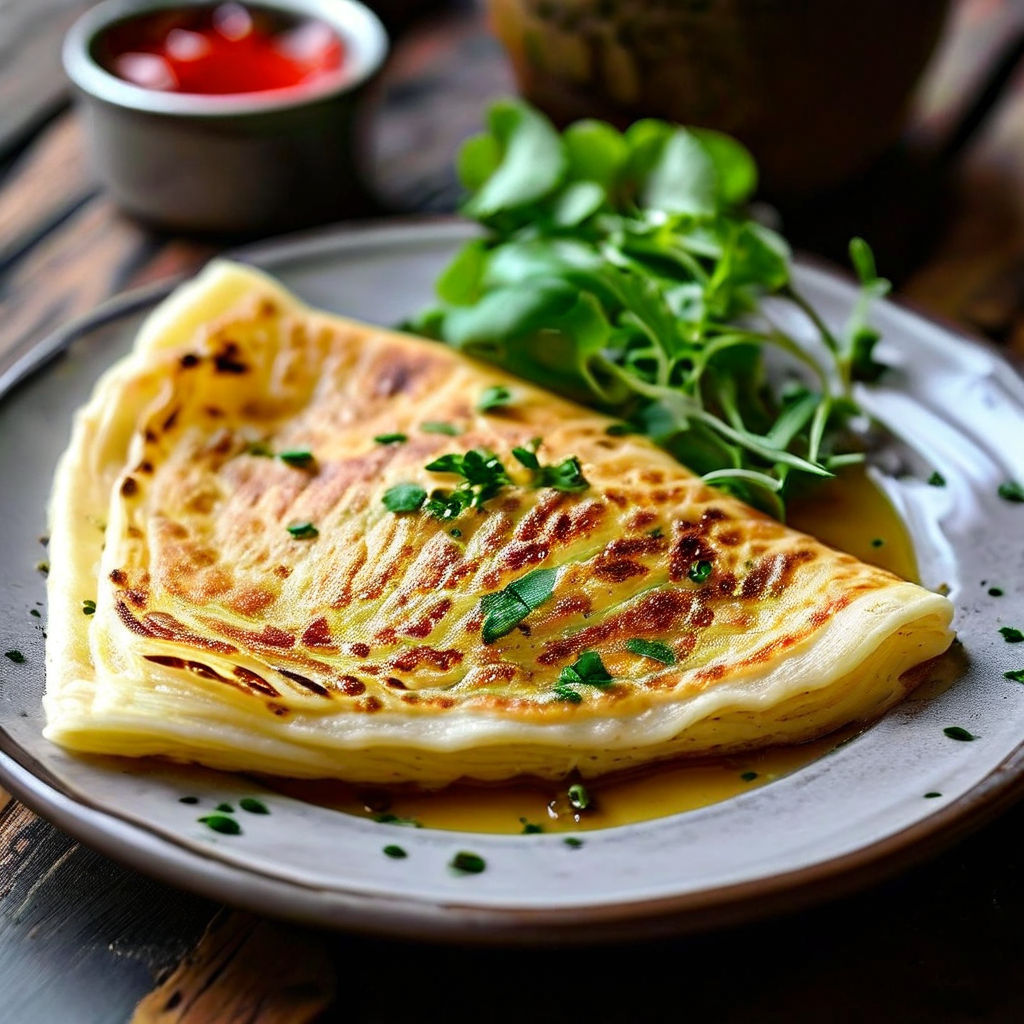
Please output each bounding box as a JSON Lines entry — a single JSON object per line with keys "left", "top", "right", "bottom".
{"left": 1, "top": 221, "right": 1023, "bottom": 943}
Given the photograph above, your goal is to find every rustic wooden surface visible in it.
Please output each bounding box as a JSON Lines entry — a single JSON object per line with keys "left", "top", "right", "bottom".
{"left": 2, "top": 1, "right": 1024, "bottom": 1021}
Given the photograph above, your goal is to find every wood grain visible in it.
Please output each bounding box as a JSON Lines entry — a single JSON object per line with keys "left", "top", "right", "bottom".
{"left": 131, "top": 912, "right": 336, "bottom": 1024}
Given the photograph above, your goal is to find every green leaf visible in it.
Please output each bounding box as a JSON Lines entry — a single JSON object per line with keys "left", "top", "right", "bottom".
{"left": 625, "top": 638, "right": 676, "bottom": 664}
{"left": 998, "top": 481, "right": 1024, "bottom": 503}
{"left": 382, "top": 484, "right": 426, "bottom": 513}
{"left": 551, "top": 181, "right": 606, "bottom": 226}
{"left": 477, "top": 385, "right": 513, "bottom": 412}
{"left": 564, "top": 119, "right": 628, "bottom": 188}
{"left": 535, "top": 455, "right": 590, "bottom": 493}
{"left": 512, "top": 446, "right": 540, "bottom": 470}
{"left": 999, "top": 627, "right": 1024, "bottom": 644}
{"left": 286, "top": 521, "right": 319, "bottom": 539}
{"left": 239, "top": 797, "right": 270, "bottom": 814}
{"left": 462, "top": 100, "right": 567, "bottom": 218}
{"left": 374, "top": 433, "right": 407, "bottom": 445}
{"left": 450, "top": 851, "right": 486, "bottom": 874}
{"left": 632, "top": 124, "right": 717, "bottom": 217}
{"left": 436, "top": 240, "right": 489, "bottom": 306}
{"left": 456, "top": 132, "right": 500, "bottom": 191}
{"left": 421, "top": 421, "right": 460, "bottom": 436}
{"left": 943, "top": 726, "right": 976, "bottom": 741}
{"left": 279, "top": 449, "right": 314, "bottom": 468}
{"left": 849, "top": 237, "right": 878, "bottom": 284}
{"left": 691, "top": 127, "right": 758, "bottom": 206}
{"left": 567, "top": 782, "right": 591, "bottom": 811}
{"left": 558, "top": 650, "right": 613, "bottom": 689}
{"left": 480, "top": 567, "right": 557, "bottom": 643}
{"left": 928, "top": 471, "right": 946, "bottom": 487}
{"left": 199, "top": 815, "right": 241, "bottom": 835}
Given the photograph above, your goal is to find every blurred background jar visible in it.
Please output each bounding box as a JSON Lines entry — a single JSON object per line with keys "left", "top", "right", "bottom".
{"left": 486, "top": 0, "right": 951, "bottom": 197}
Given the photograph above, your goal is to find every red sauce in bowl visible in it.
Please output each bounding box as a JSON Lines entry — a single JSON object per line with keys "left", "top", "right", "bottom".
{"left": 98, "top": 3, "right": 345, "bottom": 95}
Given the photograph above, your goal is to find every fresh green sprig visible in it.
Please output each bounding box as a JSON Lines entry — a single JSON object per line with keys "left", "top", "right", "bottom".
{"left": 411, "top": 100, "right": 891, "bottom": 516}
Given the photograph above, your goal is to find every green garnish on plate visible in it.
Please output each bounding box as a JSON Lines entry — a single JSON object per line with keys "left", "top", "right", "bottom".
{"left": 408, "top": 99, "right": 891, "bottom": 517}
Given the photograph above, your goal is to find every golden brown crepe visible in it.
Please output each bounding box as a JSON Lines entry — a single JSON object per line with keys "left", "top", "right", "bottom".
{"left": 43, "top": 261, "right": 954, "bottom": 785}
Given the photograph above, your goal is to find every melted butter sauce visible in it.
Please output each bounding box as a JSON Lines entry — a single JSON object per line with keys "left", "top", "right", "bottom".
{"left": 268, "top": 467, "right": 928, "bottom": 835}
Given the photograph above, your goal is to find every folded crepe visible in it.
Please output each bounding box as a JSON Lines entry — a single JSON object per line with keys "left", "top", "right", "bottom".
{"left": 44, "top": 261, "right": 954, "bottom": 786}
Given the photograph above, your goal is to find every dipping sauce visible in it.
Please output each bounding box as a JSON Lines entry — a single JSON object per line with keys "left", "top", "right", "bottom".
{"left": 97, "top": 3, "right": 345, "bottom": 95}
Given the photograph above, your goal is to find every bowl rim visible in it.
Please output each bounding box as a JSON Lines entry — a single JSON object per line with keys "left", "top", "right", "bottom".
{"left": 62, "top": 0, "right": 389, "bottom": 117}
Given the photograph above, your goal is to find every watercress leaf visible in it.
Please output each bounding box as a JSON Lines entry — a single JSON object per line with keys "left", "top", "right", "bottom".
{"left": 691, "top": 127, "right": 758, "bottom": 206}
{"left": 480, "top": 566, "right": 557, "bottom": 643}
{"left": 382, "top": 483, "right": 426, "bottom": 513}
{"left": 729, "top": 222, "right": 791, "bottom": 290}
{"left": 457, "top": 131, "right": 501, "bottom": 191}
{"left": 849, "top": 236, "right": 878, "bottom": 285}
{"left": 462, "top": 100, "right": 567, "bottom": 218}
{"left": 552, "top": 181, "right": 606, "bottom": 227}
{"left": 635, "top": 126, "right": 717, "bottom": 217}
{"left": 625, "top": 638, "right": 677, "bottom": 664}
{"left": 564, "top": 118, "right": 629, "bottom": 188}
{"left": 478, "top": 384, "right": 513, "bottom": 411}
{"left": 436, "top": 239, "right": 489, "bottom": 306}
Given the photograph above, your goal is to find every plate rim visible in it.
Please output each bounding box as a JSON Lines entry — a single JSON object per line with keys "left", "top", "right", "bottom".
{"left": 2, "top": 216, "right": 1023, "bottom": 943}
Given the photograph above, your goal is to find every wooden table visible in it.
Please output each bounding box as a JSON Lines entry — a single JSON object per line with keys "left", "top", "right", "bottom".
{"left": 3, "top": 1, "right": 1024, "bottom": 1020}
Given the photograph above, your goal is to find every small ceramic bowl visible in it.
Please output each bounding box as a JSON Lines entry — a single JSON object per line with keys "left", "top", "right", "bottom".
{"left": 63, "top": 0, "right": 388, "bottom": 235}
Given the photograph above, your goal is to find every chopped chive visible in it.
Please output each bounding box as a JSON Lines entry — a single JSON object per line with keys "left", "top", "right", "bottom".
{"left": 29, "top": 609, "right": 40, "bottom": 618}
{"left": 480, "top": 567, "right": 556, "bottom": 644}
{"left": 382, "top": 483, "right": 427, "bottom": 513}
{"left": 999, "top": 627, "right": 1024, "bottom": 644}
{"left": 512, "top": 446, "right": 540, "bottom": 470}
{"left": 998, "top": 481, "right": 1024, "bottom": 503}
{"left": 450, "top": 851, "right": 486, "bottom": 874}
{"left": 198, "top": 815, "right": 241, "bottom": 835}
{"left": 740, "top": 771, "right": 758, "bottom": 782}
{"left": 567, "top": 782, "right": 591, "bottom": 811}
{"left": 373, "top": 812, "right": 422, "bottom": 828}
{"left": 215, "top": 802, "right": 234, "bottom": 813}
{"left": 82, "top": 599, "right": 96, "bottom": 615}
{"left": 924, "top": 792, "right": 942, "bottom": 798}
{"left": 239, "top": 797, "right": 270, "bottom": 814}
{"left": 625, "top": 638, "right": 676, "bottom": 665}
{"left": 688, "top": 560, "right": 713, "bottom": 584}
{"left": 519, "top": 818, "right": 544, "bottom": 834}
{"left": 178, "top": 796, "right": 199, "bottom": 805}
{"left": 563, "top": 837, "right": 584, "bottom": 848}
{"left": 35, "top": 561, "right": 49, "bottom": 576}
{"left": 374, "top": 433, "right": 407, "bottom": 445}
{"left": 286, "top": 521, "right": 319, "bottom": 540}
{"left": 383, "top": 844, "right": 408, "bottom": 859}
{"left": 927, "top": 471, "right": 946, "bottom": 487}
{"left": 870, "top": 538, "right": 885, "bottom": 548}
{"left": 478, "top": 385, "right": 513, "bottom": 412}
{"left": 943, "top": 726, "right": 976, "bottom": 741}
{"left": 421, "top": 421, "right": 460, "bottom": 436}
{"left": 989, "top": 587, "right": 1005, "bottom": 597}
{"left": 4, "top": 650, "right": 25, "bottom": 664}
{"left": 279, "top": 449, "right": 314, "bottom": 468}
{"left": 1005, "top": 670, "right": 1024, "bottom": 683}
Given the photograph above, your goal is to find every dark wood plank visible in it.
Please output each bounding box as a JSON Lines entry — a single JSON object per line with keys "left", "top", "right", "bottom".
{"left": 0, "top": 0, "right": 90, "bottom": 161}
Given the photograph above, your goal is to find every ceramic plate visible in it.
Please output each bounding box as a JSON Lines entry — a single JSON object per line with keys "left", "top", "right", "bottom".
{"left": 2, "top": 221, "right": 1023, "bottom": 943}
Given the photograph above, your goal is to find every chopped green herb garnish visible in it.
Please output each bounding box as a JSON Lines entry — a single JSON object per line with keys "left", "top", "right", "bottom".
{"left": 567, "top": 783, "right": 592, "bottom": 811}
{"left": 424, "top": 489, "right": 472, "bottom": 520}
{"left": 374, "top": 433, "right": 408, "bottom": 445}
{"left": 927, "top": 471, "right": 946, "bottom": 487}
{"left": 286, "top": 521, "right": 319, "bottom": 540}
{"left": 519, "top": 818, "right": 544, "bottom": 834}
{"left": 198, "top": 815, "right": 241, "bottom": 835}
{"left": 382, "top": 483, "right": 427, "bottom": 514}
{"left": 998, "top": 481, "right": 1024, "bottom": 503}
{"left": 943, "top": 726, "right": 976, "bottom": 741}
{"left": 279, "top": 449, "right": 315, "bottom": 468}
{"left": 425, "top": 448, "right": 511, "bottom": 514}
{"left": 740, "top": 771, "right": 758, "bottom": 782}
{"left": 449, "top": 528, "right": 462, "bottom": 538}
{"left": 245, "top": 441, "right": 273, "bottom": 457}
{"left": 1005, "top": 670, "right": 1024, "bottom": 684}
{"left": 924, "top": 792, "right": 942, "bottom": 798}
{"left": 35, "top": 561, "right": 49, "bottom": 576}
{"left": 511, "top": 446, "right": 540, "bottom": 470}
{"left": 373, "top": 812, "right": 423, "bottom": 828}
{"left": 564, "top": 836, "right": 584, "bottom": 848}
{"left": 535, "top": 455, "right": 590, "bottom": 493}
{"left": 239, "top": 797, "right": 270, "bottom": 814}
{"left": 421, "top": 421, "right": 460, "bottom": 436}
{"left": 871, "top": 538, "right": 885, "bottom": 548}
{"left": 478, "top": 385, "right": 513, "bottom": 411}
{"left": 625, "top": 638, "right": 676, "bottom": 665}
{"left": 688, "top": 560, "right": 713, "bottom": 584}
{"left": 480, "top": 567, "right": 556, "bottom": 644}
{"left": 556, "top": 651, "right": 613, "bottom": 701}
{"left": 383, "top": 844, "right": 408, "bottom": 859}
{"left": 999, "top": 627, "right": 1024, "bottom": 644}
{"left": 82, "top": 599, "right": 96, "bottom": 615}
{"left": 450, "top": 850, "right": 486, "bottom": 874}
{"left": 4, "top": 650, "right": 25, "bottom": 664}
{"left": 178, "top": 796, "right": 199, "bottom": 805}
{"left": 604, "top": 423, "right": 635, "bottom": 437}
{"left": 29, "top": 609, "right": 40, "bottom": 618}
{"left": 552, "top": 683, "right": 583, "bottom": 703}
{"left": 989, "top": 587, "right": 1005, "bottom": 597}
{"left": 215, "top": 802, "right": 234, "bottom": 813}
